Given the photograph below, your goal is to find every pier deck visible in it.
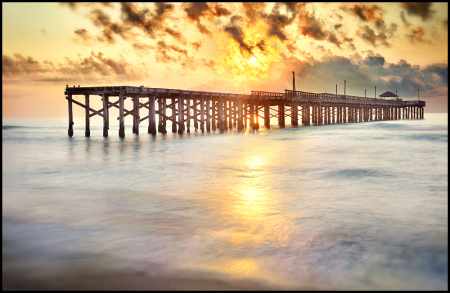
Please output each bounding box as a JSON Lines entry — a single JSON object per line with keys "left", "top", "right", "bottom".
{"left": 65, "top": 85, "right": 425, "bottom": 137}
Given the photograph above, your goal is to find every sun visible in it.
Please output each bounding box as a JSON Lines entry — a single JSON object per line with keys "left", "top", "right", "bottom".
{"left": 215, "top": 21, "right": 282, "bottom": 83}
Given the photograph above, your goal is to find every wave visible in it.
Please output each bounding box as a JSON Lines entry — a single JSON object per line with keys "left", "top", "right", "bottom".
{"left": 2, "top": 125, "right": 41, "bottom": 130}
{"left": 327, "top": 168, "right": 389, "bottom": 179}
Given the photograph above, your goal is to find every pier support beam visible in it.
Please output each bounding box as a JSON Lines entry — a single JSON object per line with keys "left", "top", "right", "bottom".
{"left": 84, "top": 94, "right": 90, "bottom": 137}
{"left": 233, "top": 101, "right": 237, "bottom": 129}
{"left": 291, "top": 104, "right": 298, "bottom": 126}
{"left": 178, "top": 97, "right": 184, "bottom": 134}
{"left": 158, "top": 98, "right": 162, "bottom": 132}
{"left": 148, "top": 96, "right": 156, "bottom": 135}
{"left": 172, "top": 98, "right": 177, "bottom": 133}
{"left": 238, "top": 100, "right": 244, "bottom": 131}
{"left": 212, "top": 100, "right": 217, "bottom": 130}
{"left": 119, "top": 93, "right": 125, "bottom": 137}
{"left": 200, "top": 96, "right": 205, "bottom": 133}
{"left": 264, "top": 101, "right": 270, "bottom": 129}
{"left": 278, "top": 104, "right": 285, "bottom": 127}
{"left": 68, "top": 94, "right": 73, "bottom": 137}
{"left": 253, "top": 100, "right": 259, "bottom": 130}
{"left": 206, "top": 98, "right": 211, "bottom": 132}
{"left": 158, "top": 98, "right": 167, "bottom": 134}
{"left": 218, "top": 97, "right": 224, "bottom": 132}
{"left": 244, "top": 102, "right": 248, "bottom": 129}
{"left": 193, "top": 97, "right": 198, "bottom": 131}
{"left": 132, "top": 97, "right": 139, "bottom": 134}
{"left": 186, "top": 97, "right": 191, "bottom": 133}
{"left": 102, "top": 94, "right": 109, "bottom": 137}
{"left": 229, "top": 100, "right": 233, "bottom": 129}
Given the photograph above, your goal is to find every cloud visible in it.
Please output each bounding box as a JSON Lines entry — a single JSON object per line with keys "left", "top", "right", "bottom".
{"left": 223, "top": 16, "right": 253, "bottom": 54}
{"left": 182, "top": 2, "right": 231, "bottom": 35}
{"left": 340, "top": 4, "right": 397, "bottom": 47}
{"left": 357, "top": 24, "right": 396, "bottom": 47}
{"left": 400, "top": 2, "right": 436, "bottom": 21}
{"left": 400, "top": 11, "right": 410, "bottom": 25}
{"left": 265, "top": 2, "right": 300, "bottom": 41}
{"left": 363, "top": 54, "right": 385, "bottom": 67}
{"left": 2, "top": 54, "right": 48, "bottom": 77}
{"left": 242, "top": 2, "right": 267, "bottom": 23}
{"left": 299, "top": 14, "right": 328, "bottom": 40}
{"left": 191, "top": 41, "right": 202, "bottom": 51}
{"left": 328, "top": 34, "right": 341, "bottom": 48}
{"left": 294, "top": 53, "right": 447, "bottom": 98}
{"left": 405, "top": 26, "right": 428, "bottom": 44}
{"left": 73, "top": 29, "right": 95, "bottom": 45}
{"left": 2, "top": 52, "right": 148, "bottom": 83}
{"left": 345, "top": 3, "right": 386, "bottom": 24}
{"left": 155, "top": 40, "right": 188, "bottom": 63}
{"left": 120, "top": 2, "right": 174, "bottom": 38}
{"left": 69, "top": 3, "right": 180, "bottom": 46}
{"left": 88, "top": 9, "right": 130, "bottom": 44}
{"left": 164, "top": 27, "right": 186, "bottom": 44}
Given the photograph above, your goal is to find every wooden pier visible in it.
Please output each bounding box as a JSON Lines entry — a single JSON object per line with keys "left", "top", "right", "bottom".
{"left": 65, "top": 85, "right": 426, "bottom": 137}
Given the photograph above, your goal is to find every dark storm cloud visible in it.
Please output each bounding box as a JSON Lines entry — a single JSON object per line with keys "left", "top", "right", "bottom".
{"left": 182, "top": 2, "right": 231, "bottom": 35}
{"left": 421, "top": 64, "right": 448, "bottom": 85}
{"left": 400, "top": 2, "right": 436, "bottom": 21}
{"left": 295, "top": 53, "right": 447, "bottom": 98}
{"left": 224, "top": 22, "right": 253, "bottom": 54}
{"left": 223, "top": 16, "right": 254, "bottom": 54}
{"left": 69, "top": 3, "right": 182, "bottom": 46}
{"left": 328, "top": 34, "right": 341, "bottom": 48}
{"left": 300, "top": 15, "right": 328, "bottom": 40}
{"left": 164, "top": 27, "right": 185, "bottom": 44}
{"left": 346, "top": 4, "right": 385, "bottom": 24}
{"left": 183, "top": 2, "right": 209, "bottom": 21}
{"left": 363, "top": 54, "right": 385, "bottom": 67}
{"left": 358, "top": 24, "right": 396, "bottom": 48}
{"left": 265, "top": 2, "right": 300, "bottom": 41}
{"left": 211, "top": 3, "right": 232, "bottom": 17}
{"left": 88, "top": 9, "right": 130, "bottom": 44}
{"left": 242, "top": 2, "right": 267, "bottom": 23}
{"left": 120, "top": 2, "right": 174, "bottom": 38}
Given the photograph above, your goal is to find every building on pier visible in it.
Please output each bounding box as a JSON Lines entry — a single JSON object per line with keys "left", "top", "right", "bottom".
{"left": 65, "top": 85, "right": 426, "bottom": 137}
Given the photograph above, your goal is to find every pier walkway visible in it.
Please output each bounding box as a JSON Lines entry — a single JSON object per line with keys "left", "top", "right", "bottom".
{"left": 65, "top": 85, "right": 426, "bottom": 137}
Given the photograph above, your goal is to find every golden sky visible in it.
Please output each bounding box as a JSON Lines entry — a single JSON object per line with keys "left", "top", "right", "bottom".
{"left": 2, "top": 2, "right": 448, "bottom": 116}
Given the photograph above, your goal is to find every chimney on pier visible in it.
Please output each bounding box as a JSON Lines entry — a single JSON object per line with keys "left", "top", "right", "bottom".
{"left": 292, "top": 71, "right": 296, "bottom": 92}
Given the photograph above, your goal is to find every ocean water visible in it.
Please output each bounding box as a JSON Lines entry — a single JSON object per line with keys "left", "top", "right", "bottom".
{"left": 2, "top": 113, "right": 448, "bottom": 290}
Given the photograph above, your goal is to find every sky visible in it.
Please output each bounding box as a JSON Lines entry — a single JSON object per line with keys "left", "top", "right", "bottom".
{"left": 2, "top": 2, "right": 448, "bottom": 116}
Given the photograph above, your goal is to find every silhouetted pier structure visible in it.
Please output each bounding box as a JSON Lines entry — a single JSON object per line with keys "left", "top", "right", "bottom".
{"left": 65, "top": 85, "right": 426, "bottom": 137}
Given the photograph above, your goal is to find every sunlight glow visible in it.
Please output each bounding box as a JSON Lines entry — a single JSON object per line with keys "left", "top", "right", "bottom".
{"left": 216, "top": 21, "right": 282, "bottom": 83}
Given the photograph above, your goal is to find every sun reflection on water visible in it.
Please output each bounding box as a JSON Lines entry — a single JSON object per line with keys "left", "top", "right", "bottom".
{"left": 202, "top": 145, "right": 296, "bottom": 280}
